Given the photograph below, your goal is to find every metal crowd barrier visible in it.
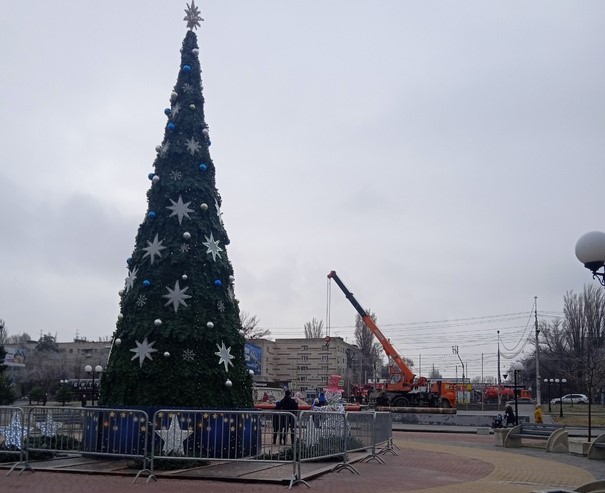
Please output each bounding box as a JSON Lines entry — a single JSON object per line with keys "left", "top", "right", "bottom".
{"left": 1, "top": 406, "right": 152, "bottom": 481}
{"left": 1, "top": 406, "right": 394, "bottom": 487}
{"left": 0, "top": 406, "right": 28, "bottom": 475}
{"left": 149, "top": 409, "right": 299, "bottom": 486}
{"left": 371, "top": 412, "right": 396, "bottom": 460}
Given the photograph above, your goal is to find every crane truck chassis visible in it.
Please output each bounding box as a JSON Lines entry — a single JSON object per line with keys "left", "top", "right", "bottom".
{"left": 328, "top": 270, "right": 456, "bottom": 409}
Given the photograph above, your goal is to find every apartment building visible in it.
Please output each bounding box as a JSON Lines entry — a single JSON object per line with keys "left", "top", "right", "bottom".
{"left": 248, "top": 337, "right": 362, "bottom": 401}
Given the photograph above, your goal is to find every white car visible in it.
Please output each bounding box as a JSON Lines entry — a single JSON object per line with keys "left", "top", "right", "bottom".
{"left": 550, "top": 393, "right": 589, "bottom": 405}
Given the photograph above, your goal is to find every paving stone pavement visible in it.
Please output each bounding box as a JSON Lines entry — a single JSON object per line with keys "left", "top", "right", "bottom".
{"left": 2, "top": 431, "right": 603, "bottom": 493}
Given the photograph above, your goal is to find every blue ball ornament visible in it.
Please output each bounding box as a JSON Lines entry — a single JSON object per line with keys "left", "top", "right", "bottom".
{"left": 167, "top": 122, "right": 175, "bottom": 131}
{"left": 214, "top": 279, "right": 222, "bottom": 287}
{"left": 199, "top": 163, "right": 207, "bottom": 172}
{"left": 143, "top": 280, "right": 151, "bottom": 287}
{"left": 147, "top": 172, "right": 155, "bottom": 180}
{"left": 148, "top": 211, "right": 156, "bottom": 219}
{"left": 164, "top": 108, "right": 171, "bottom": 116}
{"left": 182, "top": 64, "right": 191, "bottom": 73}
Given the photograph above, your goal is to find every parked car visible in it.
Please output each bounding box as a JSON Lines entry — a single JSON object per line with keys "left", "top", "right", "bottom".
{"left": 550, "top": 393, "right": 589, "bottom": 405}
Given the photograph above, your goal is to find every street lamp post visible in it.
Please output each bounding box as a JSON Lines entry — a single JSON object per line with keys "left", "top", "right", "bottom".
{"left": 544, "top": 378, "right": 553, "bottom": 412}
{"left": 513, "top": 361, "right": 524, "bottom": 426}
{"left": 85, "top": 364, "right": 103, "bottom": 407}
{"left": 59, "top": 379, "right": 68, "bottom": 406}
{"left": 575, "top": 231, "right": 605, "bottom": 286}
{"left": 555, "top": 378, "right": 567, "bottom": 418}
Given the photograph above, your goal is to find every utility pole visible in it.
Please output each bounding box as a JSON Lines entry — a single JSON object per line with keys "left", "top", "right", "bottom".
{"left": 534, "top": 297, "right": 541, "bottom": 405}
{"left": 497, "top": 330, "right": 501, "bottom": 407}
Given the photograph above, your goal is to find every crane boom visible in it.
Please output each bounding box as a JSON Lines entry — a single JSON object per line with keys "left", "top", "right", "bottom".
{"left": 327, "top": 270, "right": 416, "bottom": 386}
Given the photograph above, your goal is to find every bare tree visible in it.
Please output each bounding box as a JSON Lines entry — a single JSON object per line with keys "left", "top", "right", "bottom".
{"left": 303, "top": 318, "right": 324, "bottom": 338}
{"left": 355, "top": 312, "right": 383, "bottom": 384}
{"left": 239, "top": 311, "right": 271, "bottom": 340}
{"left": 0, "top": 319, "right": 6, "bottom": 345}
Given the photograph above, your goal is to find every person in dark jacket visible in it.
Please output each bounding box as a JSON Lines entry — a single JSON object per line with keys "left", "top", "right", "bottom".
{"left": 504, "top": 405, "right": 516, "bottom": 427}
{"left": 278, "top": 390, "right": 298, "bottom": 445}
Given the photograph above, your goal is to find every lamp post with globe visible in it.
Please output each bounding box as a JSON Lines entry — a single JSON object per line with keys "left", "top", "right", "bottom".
{"left": 575, "top": 231, "right": 605, "bottom": 287}
{"left": 85, "top": 365, "right": 103, "bottom": 407}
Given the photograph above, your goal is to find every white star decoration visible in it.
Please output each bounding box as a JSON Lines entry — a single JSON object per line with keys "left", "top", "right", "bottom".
{"left": 160, "top": 141, "right": 170, "bottom": 157}
{"left": 163, "top": 280, "right": 192, "bottom": 313}
{"left": 182, "top": 83, "right": 194, "bottom": 94}
{"left": 130, "top": 338, "right": 158, "bottom": 367}
{"left": 142, "top": 234, "right": 167, "bottom": 265}
{"left": 185, "top": 137, "right": 201, "bottom": 155}
{"left": 167, "top": 196, "right": 193, "bottom": 225}
{"left": 202, "top": 233, "right": 223, "bottom": 262}
{"left": 136, "top": 295, "right": 147, "bottom": 307}
{"left": 155, "top": 417, "right": 193, "bottom": 455}
{"left": 171, "top": 102, "right": 181, "bottom": 117}
{"left": 0, "top": 413, "right": 28, "bottom": 449}
{"left": 217, "top": 300, "right": 225, "bottom": 313}
{"left": 180, "top": 243, "right": 190, "bottom": 253}
{"left": 125, "top": 266, "right": 138, "bottom": 292}
{"left": 170, "top": 170, "right": 182, "bottom": 181}
{"left": 215, "top": 342, "right": 235, "bottom": 372}
{"left": 214, "top": 198, "right": 223, "bottom": 223}
{"left": 36, "top": 412, "right": 63, "bottom": 437}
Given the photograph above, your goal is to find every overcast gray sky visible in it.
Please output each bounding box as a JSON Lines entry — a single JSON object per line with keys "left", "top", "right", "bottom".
{"left": 1, "top": 1, "right": 604, "bottom": 380}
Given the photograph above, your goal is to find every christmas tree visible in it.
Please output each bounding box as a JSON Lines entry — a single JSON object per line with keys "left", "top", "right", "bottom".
{"left": 100, "top": 2, "right": 253, "bottom": 409}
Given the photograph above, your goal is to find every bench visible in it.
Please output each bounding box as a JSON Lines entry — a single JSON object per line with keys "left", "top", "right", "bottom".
{"left": 587, "top": 433, "right": 605, "bottom": 460}
{"left": 504, "top": 423, "right": 568, "bottom": 453}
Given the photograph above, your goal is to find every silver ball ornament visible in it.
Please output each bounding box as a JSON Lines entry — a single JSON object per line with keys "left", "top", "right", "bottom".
{"left": 182, "top": 274, "right": 188, "bottom": 281}
{"left": 164, "top": 351, "right": 170, "bottom": 358}
{"left": 154, "top": 319, "right": 162, "bottom": 327}
{"left": 117, "top": 313, "right": 124, "bottom": 320}
{"left": 200, "top": 203, "right": 208, "bottom": 211}
{"left": 239, "top": 329, "right": 245, "bottom": 336}
{"left": 229, "top": 275, "right": 235, "bottom": 282}
{"left": 118, "top": 289, "right": 124, "bottom": 296}
{"left": 155, "top": 145, "right": 162, "bottom": 152}
{"left": 189, "top": 104, "right": 196, "bottom": 110}
{"left": 248, "top": 370, "right": 254, "bottom": 377}
{"left": 225, "top": 379, "right": 233, "bottom": 388}
{"left": 183, "top": 231, "right": 191, "bottom": 240}
{"left": 192, "top": 48, "right": 199, "bottom": 55}
{"left": 115, "top": 338, "right": 122, "bottom": 346}
{"left": 152, "top": 175, "right": 160, "bottom": 184}
{"left": 171, "top": 91, "right": 178, "bottom": 100}
{"left": 206, "top": 322, "right": 214, "bottom": 329}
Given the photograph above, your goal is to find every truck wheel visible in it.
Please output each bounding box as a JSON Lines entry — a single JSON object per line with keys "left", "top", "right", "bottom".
{"left": 393, "top": 397, "right": 409, "bottom": 407}
{"left": 440, "top": 399, "right": 451, "bottom": 408}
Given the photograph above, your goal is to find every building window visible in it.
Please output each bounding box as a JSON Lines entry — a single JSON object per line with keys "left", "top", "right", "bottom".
{"left": 300, "top": 355, "right": 308, "bottom": 361}
{"left": 302, "top": 345, "right": 308, "bottom": 351}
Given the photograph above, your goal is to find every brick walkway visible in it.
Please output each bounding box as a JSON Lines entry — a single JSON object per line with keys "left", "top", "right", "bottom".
{"left": 2, "top": 431, "right": 601, "bottom": 493}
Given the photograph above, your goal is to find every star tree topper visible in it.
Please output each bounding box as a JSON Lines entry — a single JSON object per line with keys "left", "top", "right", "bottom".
{"left": 184, "top": 1, "right": 204, "bottom": 30}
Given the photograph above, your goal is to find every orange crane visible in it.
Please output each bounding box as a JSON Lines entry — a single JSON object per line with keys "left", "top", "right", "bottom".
{"left": 328, "top": 270, "right": 456, "bottom": 408}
